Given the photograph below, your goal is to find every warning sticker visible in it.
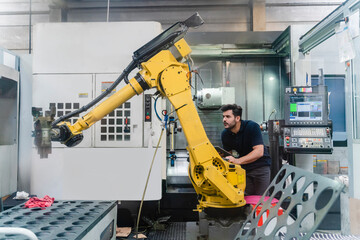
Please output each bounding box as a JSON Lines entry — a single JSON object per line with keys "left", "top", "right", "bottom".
{"left": 102, "top": 81, "right": 116, "bottom": 97}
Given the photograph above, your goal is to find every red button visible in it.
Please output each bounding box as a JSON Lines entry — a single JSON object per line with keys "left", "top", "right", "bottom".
{"left": 146, "top": 116, "right": 150, "bottom": 120}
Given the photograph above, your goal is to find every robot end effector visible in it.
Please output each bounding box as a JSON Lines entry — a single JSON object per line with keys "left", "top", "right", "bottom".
{"left": 32, "top": 106, "right": 84, "bottom": 158}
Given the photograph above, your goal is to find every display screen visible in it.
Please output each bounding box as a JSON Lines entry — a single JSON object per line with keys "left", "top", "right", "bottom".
{"left": 289, "top": 95, "right": 322, "bottom": 121}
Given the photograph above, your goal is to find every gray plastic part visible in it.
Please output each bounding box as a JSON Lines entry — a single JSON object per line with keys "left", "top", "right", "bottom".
{"left": 235, "top": 164, "right": 345, "bottom": 240}
{"left": 0, "top": 200, "right": 116, "bottom": 240}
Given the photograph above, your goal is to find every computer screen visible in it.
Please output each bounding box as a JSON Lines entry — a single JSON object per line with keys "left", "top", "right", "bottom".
{"left": 289, "top": 95, "right": 323, "bottom": 121}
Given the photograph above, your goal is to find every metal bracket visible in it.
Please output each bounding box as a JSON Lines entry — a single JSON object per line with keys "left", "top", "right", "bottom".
{"left": 299, "top": 0, "right": 359, "bottom": 54}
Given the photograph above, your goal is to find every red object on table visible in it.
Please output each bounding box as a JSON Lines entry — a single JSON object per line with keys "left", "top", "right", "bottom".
{"left": 245, "top": 195, "right": 283, "bottom": 227}
{"left": 24, "top": 195, "right": 55, "bottom": 209}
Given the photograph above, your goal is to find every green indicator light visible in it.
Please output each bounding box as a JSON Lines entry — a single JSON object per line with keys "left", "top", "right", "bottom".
{"left": 290, "top": 103, "right": 297, "bottom": 112}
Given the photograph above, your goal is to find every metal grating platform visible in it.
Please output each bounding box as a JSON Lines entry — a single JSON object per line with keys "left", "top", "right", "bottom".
{"left": 303, "top": 233, "right": 360, "bottom": 240}
{"left": 147, "top": 222, "right": 186, "bottom": 240}
{"left": 0, "top": 200, "right": 116, "bottom": 240}
{"left": 144, "top": 223, "right": 360, "bottom": 240}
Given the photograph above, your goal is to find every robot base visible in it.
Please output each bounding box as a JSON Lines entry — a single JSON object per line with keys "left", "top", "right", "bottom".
{"left": 186, "top": 206, "right": 252, "bottom": 240}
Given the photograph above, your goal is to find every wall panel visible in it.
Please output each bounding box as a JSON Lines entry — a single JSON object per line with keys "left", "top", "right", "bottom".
{"left": 0, "top": 14, "right": 49, "bottom": 26}
{"left": 0, "top": 1, "right": 342, "bottom": 50}
{"left": 0, "top": 26, "right": 29, "bottom": 50}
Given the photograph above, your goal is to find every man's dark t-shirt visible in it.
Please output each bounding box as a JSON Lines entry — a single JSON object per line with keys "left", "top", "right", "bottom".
{"left": 221, "top": 120, "right": 271, "bottom": 171}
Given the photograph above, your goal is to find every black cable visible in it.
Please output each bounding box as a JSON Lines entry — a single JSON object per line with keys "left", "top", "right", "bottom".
{"left": 52, "top": 61, "right": 136, "bottom": 127}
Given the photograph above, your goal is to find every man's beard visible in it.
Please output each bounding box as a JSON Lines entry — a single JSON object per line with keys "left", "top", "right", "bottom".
{"left": 225, "top": 121, "right": 236, "bottom": 130}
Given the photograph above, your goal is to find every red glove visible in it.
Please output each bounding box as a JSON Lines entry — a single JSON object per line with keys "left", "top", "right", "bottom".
{"left": 24, "top": 195, "right": 55, "bottom": 209}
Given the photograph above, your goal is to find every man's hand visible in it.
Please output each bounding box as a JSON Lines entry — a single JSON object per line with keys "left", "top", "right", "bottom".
{"left": 225, "top": 144, "right": 264, "bottom": 165}
{"left": 226, "top": 156, "right": 241, "bottom": 165}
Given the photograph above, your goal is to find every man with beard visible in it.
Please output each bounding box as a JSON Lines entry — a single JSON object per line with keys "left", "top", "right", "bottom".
{"left": 220, "top": 104, "right": 271, "bottom": 196}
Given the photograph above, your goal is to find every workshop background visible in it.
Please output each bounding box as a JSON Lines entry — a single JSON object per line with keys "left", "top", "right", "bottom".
{"left": 0, "top": 0, "right": 344, "bottom": 197}
{"left": 1, "top": 0, "right": 360, "bottom": 239}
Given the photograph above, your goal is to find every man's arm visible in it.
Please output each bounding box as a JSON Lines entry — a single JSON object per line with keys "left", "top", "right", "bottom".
{"left": 226, "top": 144, "right": 264, "bottom": 165}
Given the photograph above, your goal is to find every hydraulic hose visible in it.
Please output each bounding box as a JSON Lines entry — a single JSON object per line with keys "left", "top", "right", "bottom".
{"left": 51, "top": 60, "right": 137, "bottom": 127}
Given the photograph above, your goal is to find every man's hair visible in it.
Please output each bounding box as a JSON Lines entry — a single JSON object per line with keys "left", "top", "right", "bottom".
{"left": 220, "top": 104, "right": 243, "bottom": 118}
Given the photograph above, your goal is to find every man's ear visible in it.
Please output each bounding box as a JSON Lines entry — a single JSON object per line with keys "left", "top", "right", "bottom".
{"left": 235, "top": 116, "right": 241, "bottom": 122}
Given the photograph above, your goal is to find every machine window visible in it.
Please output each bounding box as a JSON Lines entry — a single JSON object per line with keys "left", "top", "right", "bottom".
{"left": 73, "top": 103, "right": 80, "bottom": 109}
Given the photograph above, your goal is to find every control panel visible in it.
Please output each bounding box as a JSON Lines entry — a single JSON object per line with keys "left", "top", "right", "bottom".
{"left": 283, "top": 85, "right": 333, "bottom": 154}
{"left": 283, "top": 127, "right": 332, "bottom": 153}
{"left": 144, "top": 94, "right": 152, "bottom": 122}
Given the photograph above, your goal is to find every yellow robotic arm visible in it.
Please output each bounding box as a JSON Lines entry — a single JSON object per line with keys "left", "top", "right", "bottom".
{"left": 47, "top": 13, "right": 246, "bottom": 211}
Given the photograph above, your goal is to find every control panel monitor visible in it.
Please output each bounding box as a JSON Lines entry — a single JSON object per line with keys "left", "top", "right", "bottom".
{"left": 284, "top": 85, "right": 328, "bottom": 126}
{"left": 289, "top": 95, "right": 323, "bottom": 121}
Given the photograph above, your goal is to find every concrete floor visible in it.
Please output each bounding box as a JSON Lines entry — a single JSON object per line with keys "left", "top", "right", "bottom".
{"left": 116, "top": 222, "right": 360, "bottom": 240}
